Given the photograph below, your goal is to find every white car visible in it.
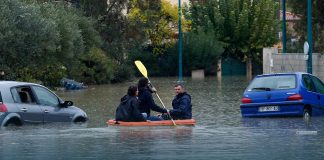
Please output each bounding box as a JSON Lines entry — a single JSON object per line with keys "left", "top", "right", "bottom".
{"left": 0, "top": 81, "right": 88, "bottom": 127}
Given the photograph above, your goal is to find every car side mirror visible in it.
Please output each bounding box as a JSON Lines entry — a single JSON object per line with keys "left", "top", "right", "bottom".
{"left": 60, "top": 101, "right": 73, "bottom": 107}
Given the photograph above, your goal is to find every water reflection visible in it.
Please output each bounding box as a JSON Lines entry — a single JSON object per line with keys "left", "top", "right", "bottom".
{"left": 114, "top": 126, "right": 193, "bottom": 142}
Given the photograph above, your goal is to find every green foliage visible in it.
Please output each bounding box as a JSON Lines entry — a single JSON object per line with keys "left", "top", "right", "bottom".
{"left": 98, "top": 0, "right": 130, "bottom": 64}
{"left": 128, "top": 50, "right": 169, "bottom": 76}
{"left": 0, "top": 0, "right": 113, "bottom": 85}
{"left": 128, "top": 28, "right": 223, "bottom": 76}
{"left": 81, "top": 48, "right": 115, "bottom": 84}
{"left": 98, "top": 0, "right": 183, "bottom": 79}
{"left": 111, "top": 63, "right": 135, "bottom": 83}
{"left": 183, "top": 29, "right": 224, "bottom": 75}
{"left": 128, "top": 0, "right": 179, "bottom": 55}
{"left": 0, "top": 0, "right": 59, "bottom": 68}
{"left": 188, "top": 0, "right": 279, "bottom": 57}
{"left": 12, "top": 64, "right": 66, "bottom": 87}
{"left": 80, "top": 0, "right": 108, "bottom": 17}
{"left": 0, "top": 0, "right": 62, "bottom": 84}
{"left": 38, "top": 65, "right": 67, "bottom": 87}
{"left": 288, "top": 0, "right": 324, "bottom": 52}
{"left": 126, "top": 0, "right": 224, "bottom": 76}
{"left": 186, "top": 0, "right": 279, "bottom": 77}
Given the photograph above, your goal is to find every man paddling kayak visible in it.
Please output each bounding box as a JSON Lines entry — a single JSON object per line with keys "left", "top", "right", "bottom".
{"left": 137, "top": 77, "right": 168, "bottom": 121}
{"left": 163, "top": 84, "right": 192, "bottom": 120}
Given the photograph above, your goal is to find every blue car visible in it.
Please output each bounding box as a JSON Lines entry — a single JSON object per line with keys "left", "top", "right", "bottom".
{"left": 240, "top": 73, "right": 324, "bottom": 118}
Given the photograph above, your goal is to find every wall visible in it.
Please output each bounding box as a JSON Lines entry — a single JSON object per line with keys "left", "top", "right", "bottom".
{"left": 263, "top": 48, "right": 324, "bottom": 81}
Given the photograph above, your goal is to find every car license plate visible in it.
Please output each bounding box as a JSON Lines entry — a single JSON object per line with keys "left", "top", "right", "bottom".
{"left": 258, "top": 106, "right": 280, "bottom": 112}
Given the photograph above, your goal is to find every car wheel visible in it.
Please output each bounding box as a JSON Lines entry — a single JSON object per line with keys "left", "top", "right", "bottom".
{"left": 303, "top": 109, "right": 311, "bottom": 121}
{"left": 4, "top": 118, "right": 22, "bottom": 127}
{"left": 74, "top": 117, "right": 87, "bottom": 123}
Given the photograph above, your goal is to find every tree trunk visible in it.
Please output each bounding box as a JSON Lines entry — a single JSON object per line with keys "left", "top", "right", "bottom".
{"left": 217, "top": 59, "right": 222, "bottom": 81}
{"left": 246, "top": 57, "right": 252, "bottom": 81}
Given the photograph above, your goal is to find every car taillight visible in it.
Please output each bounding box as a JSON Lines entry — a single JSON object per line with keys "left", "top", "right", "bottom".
{"left": 287, "top": 94, "right": 303, "bottom": 101}
{"left": 241, "top": 97, "right": 252, "bottom": 103}
{"left": 0, "top": 103, "right": 8, "bottom": 112}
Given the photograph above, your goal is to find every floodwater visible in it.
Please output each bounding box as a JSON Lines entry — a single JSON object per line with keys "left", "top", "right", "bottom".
{"left": 1, "top": 77, "right": 324, "bottom": 160}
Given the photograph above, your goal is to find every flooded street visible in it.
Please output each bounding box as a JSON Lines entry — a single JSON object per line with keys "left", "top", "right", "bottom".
{"left": 1, "top": 77, "right": 324, "bottom": 160}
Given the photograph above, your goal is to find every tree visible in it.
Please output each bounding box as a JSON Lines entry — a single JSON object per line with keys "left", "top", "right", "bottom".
{"left": 288, "top": 0, "right": 324, "bottom": 52}
{"left": 97, "top": 0, "right": 181, "bottom": 80}
{"left": 0, "top": 0, "right": 61, "bottom": 83}
{"left": 79, "top": 0, "right": 108, "bottom": 17}
{"left": 37, "top": 1, "right": 106, "bottom": 84}
{"left": 128, "top": 0, "right": 179, "bottom": 55}
{"left": 187, "top": 0, "right": 279, "bottom": 79}
{"left": 98, "top": 0, "right": 129, "bottom": 64}
{"left": 0, "top": 0, "right": 111, "bottom": 86}
{"left": 182, "top": 28, "right": 224, "bottom": 75}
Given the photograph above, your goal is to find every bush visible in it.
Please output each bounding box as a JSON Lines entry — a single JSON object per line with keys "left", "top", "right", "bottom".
{"left": 182, "top": 29, "right": 224, "bottom": 75}
{"left": 81, "top": 48, "right": 115, "bottom": 84}
{"left": 0, "top": 0, "right": 108, "bottom": 86}
{"left": 111, "top": 63, "right": 134, "bottom": 83}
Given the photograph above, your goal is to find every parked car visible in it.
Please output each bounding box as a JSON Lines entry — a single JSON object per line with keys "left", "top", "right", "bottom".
{"left": 0, "top": 81, "right": 88, "bottom": 127}
{"left": 240, "top": 73, "right": 324, "bottom": 118}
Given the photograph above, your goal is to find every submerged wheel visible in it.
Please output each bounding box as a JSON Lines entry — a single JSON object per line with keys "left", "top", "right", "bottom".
{"left": 303, "top": 109, "right": 311, "bottom": 121}
{"left": 4, "top": 117, "right": 22, "bottom": 127}
{"left": 73, "top": 117, "right": 87, "bottom": 123}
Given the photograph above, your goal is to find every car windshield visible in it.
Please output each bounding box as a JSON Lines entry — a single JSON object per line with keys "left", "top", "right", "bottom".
{"left": 247, "top": 75, "right": 296, "bottom": 91}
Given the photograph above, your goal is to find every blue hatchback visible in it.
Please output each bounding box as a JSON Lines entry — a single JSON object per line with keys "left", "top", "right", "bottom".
{"left": 240, "top": 73, "right": 324, "bottom": 118}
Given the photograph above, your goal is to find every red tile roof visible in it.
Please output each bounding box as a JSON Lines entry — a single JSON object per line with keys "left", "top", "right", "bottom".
{"left": 280, "top": 10, "right": 301, "bottom": 21}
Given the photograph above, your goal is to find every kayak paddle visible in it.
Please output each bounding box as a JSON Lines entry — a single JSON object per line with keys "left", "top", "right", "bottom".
{"left": 134, "top": 60, "right": 176, "bottom": 126}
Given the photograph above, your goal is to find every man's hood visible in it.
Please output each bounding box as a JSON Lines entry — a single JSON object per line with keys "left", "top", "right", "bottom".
{"left": 176, "top": 92, "right": 191, "bottom": 100}
{"left": 139, "top": 86, "right": 154, "bottom": 93}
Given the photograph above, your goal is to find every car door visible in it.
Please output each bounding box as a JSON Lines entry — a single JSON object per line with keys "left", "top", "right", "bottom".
{"left": 31, "top": 85, "right": 73, "bottom": 122}
{"left": 11, "top": 86, "right": 43, "bottom": 123}
{"left": 310, "top": 75, "right": 324, "bottom": 108}
{"left": 301, "top": 74, "right": 319, "bottom": 107}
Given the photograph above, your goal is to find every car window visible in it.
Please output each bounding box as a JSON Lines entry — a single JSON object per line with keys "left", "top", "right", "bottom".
{"left": 12, "top": 87, "right": 36, "bottom": 104}
{"left": 310, "top": 76, "right": 324, "bottom": 94}
{"left": 247, "top": 75, "right": 296, "bottom": 91}
{"left": 10, "top": 88, "right": 21, "bottom": 103}
{"left": 32, "top": 86, "right": 59, "bottom": 106}
{"left": 0, "top": 91, "right": 2, "bottom": 103}
{"left": 302, "top": 75, "right": 316, "bottom": 92}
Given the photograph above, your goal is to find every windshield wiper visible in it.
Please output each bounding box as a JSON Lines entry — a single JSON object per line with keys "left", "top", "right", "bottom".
{"left": 251, "top": 87, "right": 271, "bottom": 91}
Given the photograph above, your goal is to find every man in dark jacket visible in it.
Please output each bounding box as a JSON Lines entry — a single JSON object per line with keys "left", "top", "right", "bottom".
{"left": 115, "top": 85, "right": 146, "bottom": 122}
{"left": 138, "top": 77, "right": 167, "bottom": 121}
{"left": 168, "top": 84, "right": 192, "bottom": 120}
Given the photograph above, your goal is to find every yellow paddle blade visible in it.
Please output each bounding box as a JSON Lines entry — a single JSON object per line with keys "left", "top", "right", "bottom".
{"left": 134, "top": 60, "right": 148, "bottom": 78}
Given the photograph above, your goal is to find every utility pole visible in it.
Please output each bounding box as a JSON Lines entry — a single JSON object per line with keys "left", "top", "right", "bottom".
{"left": 307, "top": 0, "right": 313, "bottom": 74}
{"left": 178, "top": 0, "right": 183, "bottom": 82}
{"left": 282, "top": 0, "right": 286, "bottom": 53}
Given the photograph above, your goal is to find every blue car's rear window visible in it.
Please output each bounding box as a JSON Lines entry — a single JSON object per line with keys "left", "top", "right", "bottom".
{"left": 247, "top": 75, "right": 296, "bottom": 91}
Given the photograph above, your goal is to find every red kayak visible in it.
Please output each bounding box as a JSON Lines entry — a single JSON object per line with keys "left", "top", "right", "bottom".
{"left": 107, "top": 119, "right": 196, "bottom": 126}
